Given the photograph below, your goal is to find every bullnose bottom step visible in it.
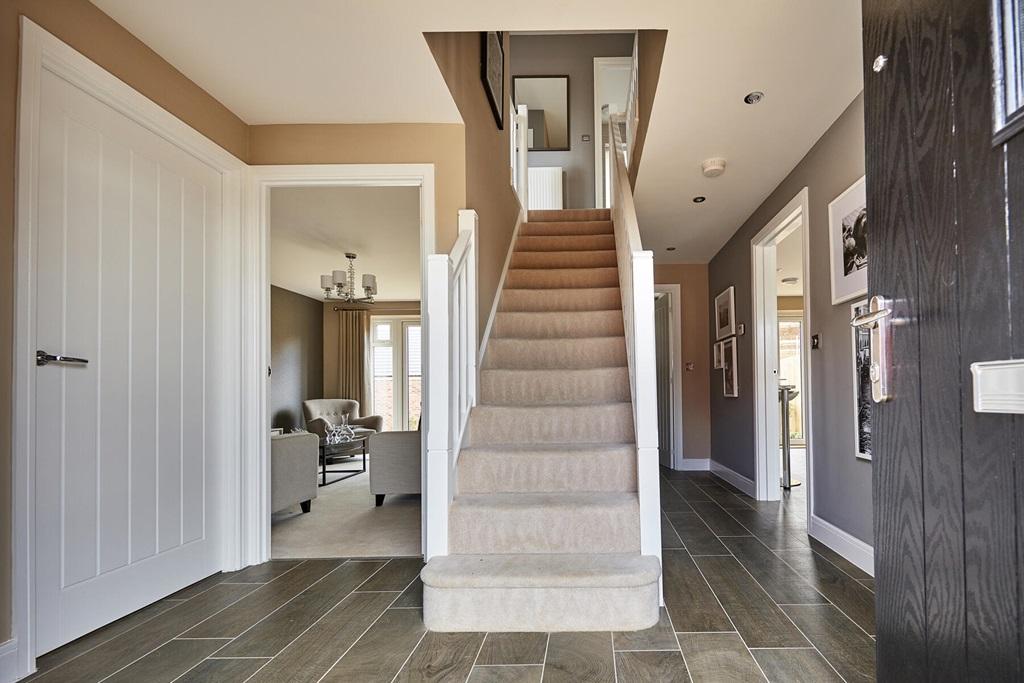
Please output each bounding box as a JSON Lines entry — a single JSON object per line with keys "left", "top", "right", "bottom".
{"left": 421, "top": 553, "right": 661, "bottom": 632}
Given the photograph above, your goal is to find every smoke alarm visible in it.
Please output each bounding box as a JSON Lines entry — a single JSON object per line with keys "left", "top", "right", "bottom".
{"left": 701, "top": 158, "right": 727, "bottom": 178}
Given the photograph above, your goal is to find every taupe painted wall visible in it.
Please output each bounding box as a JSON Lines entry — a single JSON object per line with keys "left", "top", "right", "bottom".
{"left": 628, "top": 30, "right": 668, "bottom": 189}
{"left": 655, "top": 264, "right": 711, "bottom": 460}
{"left": 708, "top": 93, "right": 871, "bottom": 544}
{"left": 510, "top": 33, "right": 635, "bottom": 209}
{"left": 270, "top": 287, "right": 324, "bottom": 431}
{"left": 0, "top": 0, "right": 253, "bottom": 642}
{"left": 249, "top": 124, "right": 467, "bottom": 254}
{"left": 425, "top": 32, "right": 522, "bottom": 336}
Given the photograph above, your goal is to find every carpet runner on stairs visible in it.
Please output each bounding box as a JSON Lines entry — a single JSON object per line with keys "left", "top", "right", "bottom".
{"left": 421, "top": 208, "right": 661, "bottom": 632}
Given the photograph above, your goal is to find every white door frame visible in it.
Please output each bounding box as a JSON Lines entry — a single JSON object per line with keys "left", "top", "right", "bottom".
{"left": 242, "top": 164, "right": 435, "bottom": 567}
{"left": 654, "top": 284, "right": 685, "bottom": 468}
{"left": 12, "top": 19, "right": 244, "bottom": 679}
{"left": 594, "top": 57, "right": 633, "bottom": 208}
{"left": 750, "top": 188, "right": 812, "bottom": 503}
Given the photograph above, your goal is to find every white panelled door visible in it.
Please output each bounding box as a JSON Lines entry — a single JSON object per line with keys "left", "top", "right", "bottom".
{"left": 32, "top": 68, "right": 223, "bottom": 654}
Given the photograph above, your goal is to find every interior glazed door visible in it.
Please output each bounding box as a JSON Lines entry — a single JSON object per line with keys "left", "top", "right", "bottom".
{"left": 865, "top": 0, "right": 1024, "bottom": 678}
{"left": 32, "top": 67, "right": 224, "bottom": 653}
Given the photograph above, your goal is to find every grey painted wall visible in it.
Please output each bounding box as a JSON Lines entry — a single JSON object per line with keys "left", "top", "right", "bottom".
{"left": 708, "top": 94, "right": 873, "bottom": 544}
{"left": 270, "top": 286, "right": 324, "bottom": 431}
{"left": 511, "top": 33, "right": 634, "bottom": 209}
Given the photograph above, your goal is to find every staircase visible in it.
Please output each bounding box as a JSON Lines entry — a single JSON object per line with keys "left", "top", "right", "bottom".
{"left": 421, "top": 208, "right": 661, "bottom": 632}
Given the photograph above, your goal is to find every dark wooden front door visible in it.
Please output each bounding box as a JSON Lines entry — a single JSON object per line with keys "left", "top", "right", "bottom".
{"left": 864, "top": 0, "right": 1024, "bottom": 679}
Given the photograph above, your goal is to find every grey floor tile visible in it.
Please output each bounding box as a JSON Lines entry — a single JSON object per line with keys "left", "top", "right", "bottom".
{"left": 809, "top": 538, "right": 873, "bottom": 581}
{"left": 358, "top": 557, "right": 424, "bottom": 591}
{"left": 725, "top": 508, "right": 810, "bottom": 550}
{"left": 467, "top": 665, "right": 543, "bottom": 683}
{"left": 476, "top": 632, "right": 548, "bottom": 665}
{"left": 226, "top": 560, "right": 304, "bottom": 584}
{"left": 104, "top": 638, "right": 229, "bottom": 683}
{"left": 776, "top": 549, "right": 875, "bottom": 635}
{"left": 666, "top": 512, "right": 729, "bottom": 555}
{"left": 663, "top": 549, "right": 733, "bottom": 633}
{"left": 783, "top": 604, "right": 876, "bottom": 682}
{"left": 678, "top": 632, "right": 766, "bottom": 683}
{"left": 614, "top": 607, "right": 679, "bottom": 651}
{"left": 689, "top": 501, "right": 752, "bottom": 536}
{"left": 615, "top": 650, "right": 691, "bottom": 682}
{"left": 721, "top": 536, "right": 828, "bottom": 605}
{"left": 321, "top": 608, "right": 427, "bottom": 682}
{"left": 393, "top": 577, "right": 424, "bottom": 607}
{"left": 394, "top": 631, "right": 485, "bottom": 682}
{"left": 751, "top": 648, "right": 844, "bottom": 682}
{"left": 662, "top": 513, "right": 684, "bottom": 549}
{"left": 176, "top": 657, "right": 271, "bottom": 682}
{"left": 660, "top": 477, "right": 695, "bottom": 512}
{"left": 543, "top": 632, "right": 615, "bottom": 683}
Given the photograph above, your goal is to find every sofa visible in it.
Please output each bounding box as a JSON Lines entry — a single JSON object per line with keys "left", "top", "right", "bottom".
{"left": 271, "top": 432, "right": 318, "bottom": 514}
{"left": 369, "top": 429, "right": 422, "bottom": 506}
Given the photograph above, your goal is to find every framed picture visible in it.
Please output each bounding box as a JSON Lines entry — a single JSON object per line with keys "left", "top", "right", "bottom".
{"left": 480, "top": 31, "right": 504, "bottom": 130}
{"left": 828, "top": 176, "right": 868, "bottom": 304}
{"left": 722, "top": 337, "right": 738, "bottom": 398}
{"left": 715, "top": 286, "right": 736, "bottom": 339}
{"left": 851, "top": 299, "right": 872, "bottom": 460}
{"left": 713, "top": 341, "right": 724, "bottom": 369}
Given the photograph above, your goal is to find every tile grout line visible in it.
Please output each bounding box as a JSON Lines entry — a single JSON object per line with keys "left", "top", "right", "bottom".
{"left": 610, "top": 631, "right": 619, "bottom": 683}
{"left": 389, "top": 629, "right": 428, "bottom": 683}
{"left": 463, "top": 631, "right": 488, "bottom": 683}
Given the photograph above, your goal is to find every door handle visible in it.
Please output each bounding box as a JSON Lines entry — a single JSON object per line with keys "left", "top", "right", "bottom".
{"left": 849, "top": 296, "right": 893, "bottom": 403}
{"left": 36, "top": 350, "right": 89, "bottom": 367}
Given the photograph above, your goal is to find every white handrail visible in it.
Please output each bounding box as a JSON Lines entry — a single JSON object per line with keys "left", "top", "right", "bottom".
{"left": 424, "top": 209, "right": 478, "bottom": 560}
{"left": 512, "top": 104, "right": 529, "bottom": 210}
{"left": 609, "top": 114, "right": 662, "bottom": 574}
{"left": 624, "top": 33, "right": 640, "bottom": 166}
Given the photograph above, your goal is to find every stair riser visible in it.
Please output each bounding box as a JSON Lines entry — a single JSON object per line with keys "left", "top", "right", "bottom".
{"left": 492, "top": 311, "right": 624, "bottom": 339}
{"left": 511, "top": 250, "right": 617, "bottom": 269}
{"left": 466, "top": 404, "right": 635, "bottom": 446}
{"left": 519, "top": 220, "right": 613, "bottom": 236}
{"left": 528, "top": 209, "right": 611, "bottom": 222}
{"left": 516, "top": 234, "right": 616, "bottom": 252}
{"left": 457, "top": 449, "right": 637, "bottom": 493}
{"left": 483, "top": 338, "right": 626, "bottom": 370}
{"left": 499, "top": 288, "right": 621, "bottom": 313}
{"left": 505, "top": 268, "right": 619, "bottom": 290}
{"left": 479, "top": 368, "right": 630, "bottom": 405}
{"left": 423, "top": 583, "right": 659, "bottom": 632}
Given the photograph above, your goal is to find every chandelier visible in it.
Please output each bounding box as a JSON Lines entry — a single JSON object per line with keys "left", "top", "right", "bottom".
{"left": 320, "top": 253, "right": 377, "bottom": 304}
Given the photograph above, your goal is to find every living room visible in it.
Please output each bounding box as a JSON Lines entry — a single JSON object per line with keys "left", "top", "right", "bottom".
{"left": 268, "top": 183, "right": 424, "bottom": 559}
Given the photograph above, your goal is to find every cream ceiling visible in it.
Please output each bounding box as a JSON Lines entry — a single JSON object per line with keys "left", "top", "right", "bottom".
{"left": 91, "top": 0, "right": 863, "bottom": 263}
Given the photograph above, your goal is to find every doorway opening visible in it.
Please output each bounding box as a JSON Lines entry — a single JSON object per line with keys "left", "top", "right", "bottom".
{"left": 653, "top": 285, "right": 684, "bottom": 469}
{"left": 751, "top": 188, "right": 812, "bottom": 504}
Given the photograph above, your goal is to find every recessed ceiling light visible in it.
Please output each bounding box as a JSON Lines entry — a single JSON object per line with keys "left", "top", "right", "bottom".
{"left": 744, "top": 91, "right": 765, "bottom": 105}
{"left": 693, "top": 196, "right": 706, "bottom": 203}
{"left": 666, "top": 247, "right": 676, "bottom": 251}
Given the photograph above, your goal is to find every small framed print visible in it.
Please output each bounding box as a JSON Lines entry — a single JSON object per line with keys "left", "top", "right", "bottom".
{"left": 713, "top": 341, "right": 724, "bottom": 369}
{"left": 715, "top": 286, "right": 736, "bottom": 340}
{"left": 851, "top": 299, "right": 872, "bottom": 460}
{"left": 722, "top": 337, "right": 738, "bottom": 398}
{"left": 828, "top": 176, "right": 868, "bottom": 304}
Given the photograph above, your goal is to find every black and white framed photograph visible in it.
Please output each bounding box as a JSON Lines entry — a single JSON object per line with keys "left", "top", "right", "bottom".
{"left": 713, "top": 341, "right": 724, "bottom": 369}
{"left": 851, "top": 299, "right": 872, "bottom": 460}
{"left": 722, "top": 337, "right": 738, "bottom": 398}
{"left": 828, "top": 176, "right": 868, "bottom": 304}
{"left": 480, "top": 31, "right": 504, "bottom": 130}
{"left": 715, "top": 286, "right": 736, "bottom": 340}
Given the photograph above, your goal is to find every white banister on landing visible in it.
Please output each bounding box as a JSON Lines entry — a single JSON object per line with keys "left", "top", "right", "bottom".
{"left": 609, "top": 114, "right": 662, "bottom": 578}
{"left": 424, "top": 209, "right": 478, "bottom": 561}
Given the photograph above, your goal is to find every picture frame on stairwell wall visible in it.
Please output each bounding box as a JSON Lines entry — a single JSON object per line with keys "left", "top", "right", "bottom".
{"left": 828, "top": 176, "right": 868, "bottom": 304}
{"left": 714, "top": 286, "right": 736, "bottom": 339}
{"left": 481, "top": 31, "right": 504, "bottom": 130}
{"left": 851, "top": 299, "right": 873, "bottom": 460}
{"left": 713, "top": 340, "right": 724, "bottom": 369}
{"left": 722, "top": 337, "right": 738, "bottom": 398}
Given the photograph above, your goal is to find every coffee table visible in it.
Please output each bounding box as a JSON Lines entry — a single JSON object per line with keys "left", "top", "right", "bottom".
{"left": 318, "top": 428, "right": 374, "bottom": 486}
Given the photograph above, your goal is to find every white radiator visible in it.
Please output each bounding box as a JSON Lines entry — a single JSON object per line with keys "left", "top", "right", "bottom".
{"left": 528, "top": 167, "right": 564, "bottom": 210}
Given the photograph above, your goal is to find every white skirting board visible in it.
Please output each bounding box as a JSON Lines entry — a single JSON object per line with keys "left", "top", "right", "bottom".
{"left": 527, "top": 167, "right": 563, "bottom": 210}
{"left": 678, "top": 458, "right": 710, "bottom": 471}
{"left": 709, "top": 460, "right": 757, "bottom": 497}
{"left": 0, "top": 639, "right": 18, "bottom": 683}
{"left": 809, "top": 514, "right": 875, "bottom": 577}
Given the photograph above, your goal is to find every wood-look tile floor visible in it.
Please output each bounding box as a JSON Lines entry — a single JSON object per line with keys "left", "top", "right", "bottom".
{"left": 26, "top": 470, "right": 876, "bottom": 682}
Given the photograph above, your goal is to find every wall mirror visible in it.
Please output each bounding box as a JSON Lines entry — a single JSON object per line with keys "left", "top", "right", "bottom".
{"left": 513, "top": 75, "right": 570, "bottom": 151}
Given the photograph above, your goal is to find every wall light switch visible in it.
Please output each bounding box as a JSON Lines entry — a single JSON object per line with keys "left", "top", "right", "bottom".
{"left": 581, "top": 134, "right": 592, "bottom": 142}
{"left": 685, "top": 362, "right": 695, "bottom": 371}
{"left": 971, "top": 359, "right": 1024, "bottom": 414}
{"left": 811, "top": 334, "right": 820, "bottom": 350}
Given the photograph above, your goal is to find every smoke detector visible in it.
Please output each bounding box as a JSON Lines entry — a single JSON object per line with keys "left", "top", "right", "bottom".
{"left": 701, "top": 158, "right": 727, "bottom": 178}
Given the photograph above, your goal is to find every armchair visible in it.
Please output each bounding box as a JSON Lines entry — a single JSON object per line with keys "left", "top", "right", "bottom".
{"left": 271, "top": 432, "right": 318, "bottom": 513}
{"left": 369, "top": 429, "right": 422, "bottom": 506}
{"left": 302, "top": 399, "right": 383, "bottom": 438}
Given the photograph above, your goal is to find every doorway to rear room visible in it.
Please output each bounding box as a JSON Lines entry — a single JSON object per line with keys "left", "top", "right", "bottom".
{"left": 751, "top": 188, "right": 812, "bottom": 507}
{"left": 250, "top": 164, "right": 435, "bottom": 564}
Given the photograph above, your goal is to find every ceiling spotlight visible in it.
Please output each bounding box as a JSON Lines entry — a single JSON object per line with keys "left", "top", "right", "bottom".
{"left": 693, "top": 196, "right": 707, "bottom": 203}
{"left": 744, "top": 90, "right": 765, "bottom": 105}
{"left": 781, "top": 276, "right": 799, "bottom": 285}
{"left": 666, "top": 247, "right": 677, "bottom": 251}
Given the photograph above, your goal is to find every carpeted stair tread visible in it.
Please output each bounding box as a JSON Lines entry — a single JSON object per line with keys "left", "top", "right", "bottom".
{"left": 516, "top": 234, "right": 616, "bottom": 252}
{"left": 499, "top": 287, "right": 621, "bottom": 312}
{"left": 483, "top": 337, "right": 626, "bottom": 370}
{"left": 519, "top": 220, "right": 613, "bottom": 236}
{"left": 457, "top": 443, "right": 637, "bottom": 493}
{"left": 511, "top": 250, "right": 617, "bottom": 269}
{"left": 479, "top": 367, "right": 630, "bottom": 405}
{"left": 422, "top": 553, "right": 659, "bottom": 589}
{"left": 465, "top": 403, "right": 634, "bottom": 446}
{"left": 492, "top": 310, "right": 624, "bottom": 339}
{"left": 448, "top": 492, "right": 641, "bottom": 554}
{"left": 529, "top": 208, "right": 611, "bottom": 222}
{"left": 505, "top": 267, "right": 619, "bottom": 289}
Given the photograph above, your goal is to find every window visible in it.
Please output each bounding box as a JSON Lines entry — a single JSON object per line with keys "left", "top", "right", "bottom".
{"left": 994, "top": 0, "right": 1024, "bottom": 142}
{"left": 370, "top": 316, "right": 422, "bottom": 431}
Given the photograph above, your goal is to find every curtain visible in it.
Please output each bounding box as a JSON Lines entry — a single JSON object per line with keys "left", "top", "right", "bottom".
{"left": 335, "top": 309, "right": 370, "bottom": 410}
